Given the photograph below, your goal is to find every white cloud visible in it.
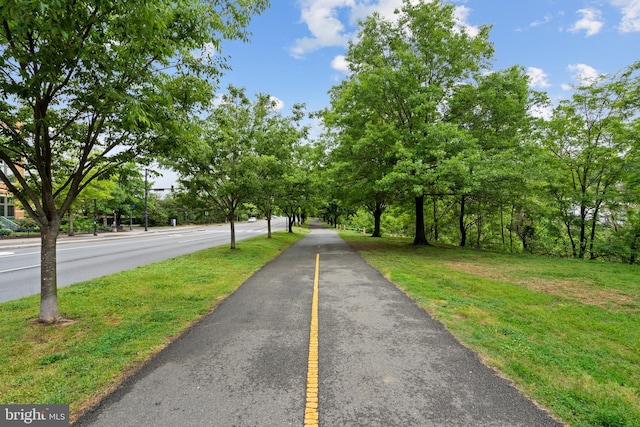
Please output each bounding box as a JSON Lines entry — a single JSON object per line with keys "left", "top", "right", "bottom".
{"left": 530, "top": 13, "right": 553, "bottom": 28}
{"left": 567, "top": 63, "right": 601, "bottom": 85}
{"left": 609, "top": 0, "right": 640, "bottom": 32}
{"left": 270, "top": 96, "right": 285, "bottom": 111}
{"left": 569, "top": 8, "right": 604, "bottom": 36}
{"left": 331, "top": 55, "right": 350, "bottom": 73}
{"left": 290, "top": 0, "right": 477, "bottom": 58}
{"left": 515, "top": 13, "right": 553, "bottom": 33}
{"left": 529, "top": 104, "right": 553, "bottom": 121}
{"left": 350, "top": 0, "right": 404, "bottom": 24}
{"left": 527, "top": 67, "right": 551, "bottom": 88}
{"left": 202, "top": 42, "right": 217, "bottom": 58}
{"left": 194, "top": 42, "right": 217, "bottom": 61}
{"left": 453, "top": 5, "right": 480, "bottom": 37}
{"left": 212, "top": 93, "right": 225, "bottom": 107}
{"left": 290, "top": 0, "right": 355, "bottom": 58}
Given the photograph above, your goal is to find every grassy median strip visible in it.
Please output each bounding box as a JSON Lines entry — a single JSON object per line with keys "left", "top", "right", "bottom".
{"left": 0, "top": 230, "right": 305, "bottom": 422}
{"left": 341, "top": 232, "right": 640, "bottom": 427}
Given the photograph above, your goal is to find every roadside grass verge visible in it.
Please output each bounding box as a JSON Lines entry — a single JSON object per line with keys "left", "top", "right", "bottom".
{"left": 340, "top": 232, "right": 640, "bottom": 427}
{"left": 0, "top": 230, "right": 306, "bottom": 422}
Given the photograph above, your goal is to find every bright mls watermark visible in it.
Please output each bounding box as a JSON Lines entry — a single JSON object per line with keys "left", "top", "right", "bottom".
{"left": 0, "top": 405, "right": 68, "bottom": 426}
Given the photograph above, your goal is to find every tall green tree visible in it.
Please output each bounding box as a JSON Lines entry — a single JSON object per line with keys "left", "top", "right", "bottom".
{"left": 0, "top": 0, "right": 268, "bottom": 323}
{"left": 332, "top": 0, "right": 494, "bottom": 245}
{"left": 323, "top": 83, "right": 398, "bottom": 237}
{"left": 105, "top": 164, "right": 147, "bottom": 229}
{"left": 446, "top": 66, "right": 541, "bottom": 247}
{"left": 542, "top": 62, "right": 640, "bottom": 259}
{"left": 278, "top": 144, "right": 318, "bottom": 232}
{"left": 68, "top": 176, "right": 116, "bottom": 235}
{"left": 174, "top": 86, "right": 279, "bottom": 249}
{"left": 252, "top": 103, "right": 308, "bottom": 238}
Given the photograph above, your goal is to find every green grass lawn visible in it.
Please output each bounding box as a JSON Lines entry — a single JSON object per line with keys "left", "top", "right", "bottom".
{"left": 341, "top": 231, "right": 640, "bottom": 427}
{"left": 0, "top": 230, "right": 305, "bottom": 423}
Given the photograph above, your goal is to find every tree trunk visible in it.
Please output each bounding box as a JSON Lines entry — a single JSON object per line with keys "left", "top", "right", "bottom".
{"left": 267, "top": 216, "right": 272, "bottom": 239}
{"left": 509, "top": 205, "right": 515, "bottom": 252}
{"left": 459, "top": 195, "right": 467, "bottom": 247}
{"left": 566, "top": 221, "right": 577, "bottom": 258}
{"left": 588, "top": 201, "right": 602, "bottom": 260}
{"left": 432, "top": 198, "right": 439, "bottom": 241}
{"left": 229, "top": 217, "right": 236, "bottom": 249}
{"left": 288, "top": 215, "right": 294, "bottom": 233}
{"left": 500, "top": 206, "right": 505, "bottom": 248}
{"left": 578, "top": 204, "right": 587, "bottom": 259}
{"left": 372, "top": 204, "right": 382, "bottom": 238}
{"left": 630, "top": 233, "right": 640, "bottom": 265}
{"left": 40, "top": 221, "right": 62, "bottom": 323}
{"left": 561, "top": 210, "right": 577, "bottom": 258}
{"left": 413, "top": 195, "right": 429, "bottom": 246}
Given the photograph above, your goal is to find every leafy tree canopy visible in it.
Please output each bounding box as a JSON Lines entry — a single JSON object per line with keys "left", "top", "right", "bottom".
{"left": 0, "top": 0, "right": 268, "bottom": 323}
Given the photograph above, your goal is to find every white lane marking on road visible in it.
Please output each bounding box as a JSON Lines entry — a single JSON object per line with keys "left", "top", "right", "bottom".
{"left": 55, "top": 235, "right": 179, "bottom": 252}
{"left": 0, "top": 252, "right": 15, "bottom": 256}
{"left": 0, "top": 264, "right": 40, "bottom": 274}
{"left": 178, "top": 236, "right": 216, "bottom": 243}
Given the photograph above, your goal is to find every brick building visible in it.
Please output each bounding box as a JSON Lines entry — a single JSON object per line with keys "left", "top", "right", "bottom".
{"left": 0, "top": 160, "right": 25, "bottom": 220}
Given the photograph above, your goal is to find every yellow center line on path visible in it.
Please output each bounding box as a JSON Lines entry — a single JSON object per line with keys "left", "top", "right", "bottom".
{"left": 304, "top": 253, "right": 320, "bottom": 427}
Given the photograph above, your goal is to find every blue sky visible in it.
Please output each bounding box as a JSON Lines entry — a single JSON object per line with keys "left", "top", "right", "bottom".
{"left": 155, "top": 0, "right": 640, "bottom": 187}
{"left": 217, "top": 0, "right": 639, "bottom": 111}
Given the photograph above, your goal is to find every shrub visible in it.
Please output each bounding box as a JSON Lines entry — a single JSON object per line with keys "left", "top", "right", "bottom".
{"left": 15, "top": 218, "right": 39, "bottom": 233}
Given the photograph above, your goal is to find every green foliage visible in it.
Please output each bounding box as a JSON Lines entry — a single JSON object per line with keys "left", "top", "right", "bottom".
{"left": 15, "top": 218, "right": 39, "bottom": 232}
{"left": 171, "top": 86, "right": 312, "bottom": 242}
{"left": 325, "top": 0, "right": 494, "bottom": 245}
{"left": 279, "top": 146, "right": 319, "bottom": 231}
{"left": 541, "top": 62, "right": 640, "bottom": 260}
{"left": 0, "top": 0, "right": 268, "bottom": 223}
{"left": 316, "top": 0, "right": 639, "bottom": 263}
{"left": 251, "top": 103, "right": 310, "bottom": 226}
{"left": 341, "top": 209, "right": 373, "bottom": 231}
{"left": 0, "top": 0, "right": 268, "bottom": 321}
{"left": 323, "top": 18, "right": 640, "bottom": 263}
{"left": 175, "top": 86, "right": 263, "bottom": 218}
{"left": 60, "top": 217, "right": 92, "bottom": 233}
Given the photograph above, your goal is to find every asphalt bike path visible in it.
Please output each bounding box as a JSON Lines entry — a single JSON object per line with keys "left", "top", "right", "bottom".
{"left": 75, "top": 222, "right": 563, "bottom": 426}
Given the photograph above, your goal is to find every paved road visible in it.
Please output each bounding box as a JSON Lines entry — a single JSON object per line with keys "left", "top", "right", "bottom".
{"left": 74, "top": 222, "right": 563, "bottom": 426}
{"left": 0, "top": 219, "right": 286, "bottom": 302}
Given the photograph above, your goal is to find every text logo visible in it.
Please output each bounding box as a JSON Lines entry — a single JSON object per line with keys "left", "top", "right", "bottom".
{"left": 1, "top": 405, "right": 68, "bottom": 427}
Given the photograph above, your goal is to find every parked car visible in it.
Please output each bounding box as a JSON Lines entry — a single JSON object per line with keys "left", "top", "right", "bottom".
{"left": 248, "top": 217, "right": 257, "bottom": 222}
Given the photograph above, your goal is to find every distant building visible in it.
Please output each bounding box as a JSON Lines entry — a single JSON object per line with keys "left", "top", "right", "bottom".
{"left": 0, "top": 160, "right": 25, "bottom": 220}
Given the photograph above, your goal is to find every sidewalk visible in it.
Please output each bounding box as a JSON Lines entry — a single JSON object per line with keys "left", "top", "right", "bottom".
{"left": 74, "top": 222, "right": 563, "bottom": 426}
